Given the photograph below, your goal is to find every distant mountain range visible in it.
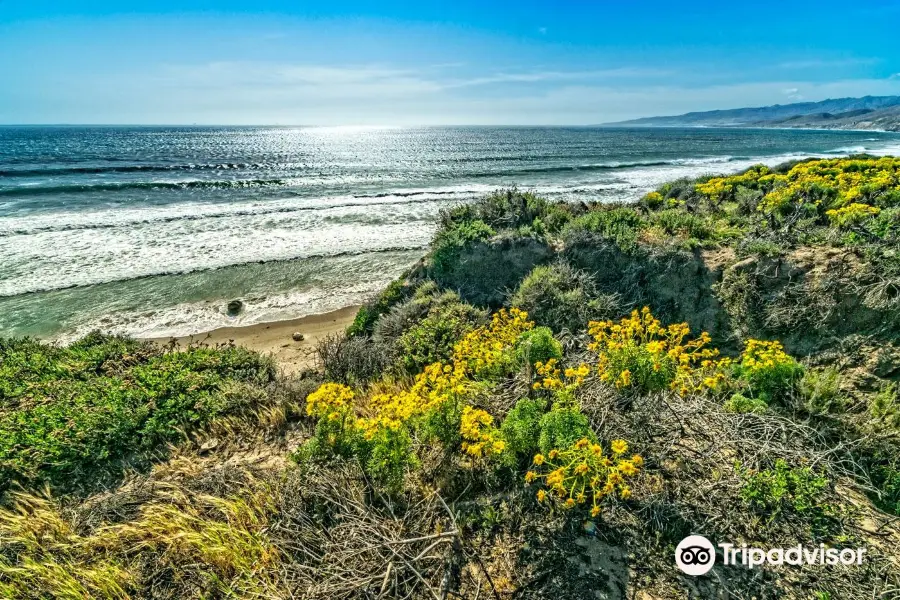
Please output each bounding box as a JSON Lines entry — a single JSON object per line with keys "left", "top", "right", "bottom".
{"left": 605, "top": 95, "right": 900, "bottom": 131}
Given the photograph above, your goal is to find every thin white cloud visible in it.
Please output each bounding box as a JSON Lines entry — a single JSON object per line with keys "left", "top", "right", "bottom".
{"left": 445, "top": 67, "right": 674, "bottom": 88}
{"left": 156, "top": 62, "right": 445, "bottom": 98}
{"left": 153, "top": 62, "right": 674, "bottom": 98}
{"left": 777, "top": 58, "right": 879, "bottom": 69}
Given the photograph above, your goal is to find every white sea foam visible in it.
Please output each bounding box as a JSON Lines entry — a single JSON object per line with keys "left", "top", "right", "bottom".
{"left": 57, "top": 274, "right": 397, "bottom": 342}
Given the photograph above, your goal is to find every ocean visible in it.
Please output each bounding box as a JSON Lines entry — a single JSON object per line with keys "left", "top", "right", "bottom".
{"left": 2, "top": 125, "right": 899, "bottom": 341}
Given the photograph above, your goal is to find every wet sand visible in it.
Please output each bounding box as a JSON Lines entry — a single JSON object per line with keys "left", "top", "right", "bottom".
{"left": 148, "top": 305, "right": 359, "bottom": 375}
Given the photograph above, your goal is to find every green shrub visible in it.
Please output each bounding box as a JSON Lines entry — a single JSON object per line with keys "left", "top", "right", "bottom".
{"left": 735, "top": 185, "right": 764, "bottom": 214}
{"left": 430, "top": 230, "right": 553, "bottom": 307}
{"left": 562, "top": 207, "right": 645, "bottom": 253}
{"left": 439, "top": 189, "right": 575, "bottom": 234}
{"left": 733, "top": 339, "right": 803, "bottom": 403}
{"left": 348, "top": 277, "right": 409, "bottom": 337}
{"left": 397, "top": 300, "right": 485, "bottom": 375}
{"left": 650, "top": 209, "right": 715, "bottom": 241}
{"left": 724, "top": 393, "right": 768, "bottom": 414}
{"left": 537, "top": 406, "right": 595, "bottom": 454}
{"left": 500, "top": 398, "right": 547, "bottom": 457}
{"left": 316, "top": 334, "right": 393, "bottom": 385}
{"left": 510, "top": 263, "right": 622, "bottom": 333}
{"left": 869, "top": 382, "right": 900, "bottom": 429}
{"left": 0, "top": 335, "right": 275, "bottom": 489}
{"left": 372, "top": 284, "right": 464, "bottom": 343}
{"left": 794, "top": 367, "right": 844, "bottom": 415}
{"left": 740, "top": 459, "right": 830, "bottom": 521}
{"left": 361, "top": 427, "right": 415, "bottom": 493}
{"left": 737, "top": 238, "right": 783, "bottom": 258}
{"left": 514, "top": 327, "right": 562, "bottom": 367}
{"left": 871, "top": 462, "right": 900, "bottom": 516}
{"left": 430, "top": 220, "right": 495, "bottom": 278}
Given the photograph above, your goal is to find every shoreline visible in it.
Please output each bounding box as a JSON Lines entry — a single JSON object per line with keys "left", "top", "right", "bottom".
{"left": 145, "top": 305, "right": 359, "bottom": 375}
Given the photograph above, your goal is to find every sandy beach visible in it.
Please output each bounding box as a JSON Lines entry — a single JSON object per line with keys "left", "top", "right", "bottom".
{"left": 148, "top": 305, "right": 359, "bottom": 375}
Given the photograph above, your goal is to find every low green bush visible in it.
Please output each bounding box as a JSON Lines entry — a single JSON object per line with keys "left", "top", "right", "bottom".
{"left": 514, "top": 327, "right": 562, "bottom": 367}
{"left": 431, "top": 231, "right": 554, "bottom": 307}
{"left": 724, "top": 393, "right": 768, "bottom": 414}
{"left": 869, "top": 383, "right": 900, "bottom": 430}
{"left": 430, "top": 219, "right": 495, "bottom": 278}
{"left": 537, "top": 406, "right": 595, "bottom": 455}
{"left": 733, "top": 339, "right": 803, "bottom": 403}
{"left": 650, "top": 209, "right": 715, "bottom": 240}
{"left": 500, "top": 398, "right": 546, "bottom": 457}
{"left": 397, "top": 300, "right": 485, "bottom": 375}
{"left": 794, "top": 367, "right": 844, "bottom": 415}
{"left": 360, "top": 426, "right": 416, "bottom": 493}
{"left": 562, "top": 207, "right": 645, "bottom": 253}
{"left": 348, "top": 277, "right": 410, "bottom": 337}
{"left": 871, "top": 462, "right": 900, "bottom": 516}
{"left": 736, "top": 238, "right": 784, "bottom": 258}
{"left": 439, "top": 189, "right": 576, "bottom": 234}
{"left": 510, "top": 262, "right": 622, "bottom": 333}
{"left": 0, "top": 335, "right": 275, "bottom": 489}
{"left": 739, "top": 459, "right": 830, "bottom": 522}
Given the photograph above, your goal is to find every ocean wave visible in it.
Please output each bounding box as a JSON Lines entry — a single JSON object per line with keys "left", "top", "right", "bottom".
{"left": 354, "top": 188, "right": 485, "bottom": 199}
{"left": 0, "top": 178, "right": 291, "bottom": 197}
{"left": 0, "top": 163, "right": 261, "bottom": 177}
{"left": 824, "top": 146, "right": 868, "bottom": 154}
{"left": 0, "top": 189, "right": 479, "bottom": 236}
{"left": 464, "top": 158, "right": 740, "bottom": 178}
{"left": 0, "top": 245, "right": 428, "bottom": 298}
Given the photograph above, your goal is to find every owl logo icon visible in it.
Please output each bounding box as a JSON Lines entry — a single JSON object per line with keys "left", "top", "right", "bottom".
{"left": 675, "top": 535, "right": 715, "bottom": 575}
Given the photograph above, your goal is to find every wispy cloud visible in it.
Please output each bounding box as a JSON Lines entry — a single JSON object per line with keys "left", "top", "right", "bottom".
{"left": 445, "top": 67, "right": 674, "bottom": 88}
{"left": 782, "top": 87, "right": 804, "bottom": 100}
{"left": 154, "top": 62, "right": 674, "bottom": 97}
{"left": 156, "top": 62, "right": 445, "bottom": 98}
{"left": 777, "top": 58, "right": 879, "bottom": 69}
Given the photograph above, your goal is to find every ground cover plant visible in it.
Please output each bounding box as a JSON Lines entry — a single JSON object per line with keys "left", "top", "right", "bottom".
{"left": 0, "top": 334, "right": 276, "bottom": 491}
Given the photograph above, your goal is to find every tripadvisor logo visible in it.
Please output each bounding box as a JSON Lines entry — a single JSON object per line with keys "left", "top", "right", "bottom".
{"left": 675, "top": 535, "right": 867, "bottom": 576}
{"left": 676, "top": 535, "right": 716, "bottom": 575}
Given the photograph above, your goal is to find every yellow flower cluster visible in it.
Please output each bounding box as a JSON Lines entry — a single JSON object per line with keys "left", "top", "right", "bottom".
{"left": 588, "top": 307, "right": 728, "bottom": 394}
{"left": 695, "top": 164, "right": 771, "bottom": 202}
{"left": 454, "top": 308, "right": 533, "bottom": 379}
{"left": 695, "top": 158, "right": 900, "bottom": 218}
{"left": 532, "top": 359, "right": 591, "bottom": 392}
{"left": 306, "top": 382, "right": 355, "bottom": 422}
{"left": 740, "top": 339, "right": 795, "bottom": 374}
{"left": 306, "top": 309, "right": 534, "bottom": 453}
{"left": 528, "top": 437, "right": 641, "bottom": 516}
{"left": 356, "top": 361, "right": 467, "bottom": 439}
{"left": 460, "top": 405, "right": 506, "bottom": 458}
{"left": 825, "top": 202, "right": 881, "bottom": 227}
{"left": 734, "top": 338, "right": 802, "bottom": 400}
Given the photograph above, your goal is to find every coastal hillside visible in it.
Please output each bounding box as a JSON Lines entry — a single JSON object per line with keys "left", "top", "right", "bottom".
{"left": 2, "top": 157, "right": 900, "bottom": 598}
{"left": 606, "top": 95, "right": 900, "bottom": 131}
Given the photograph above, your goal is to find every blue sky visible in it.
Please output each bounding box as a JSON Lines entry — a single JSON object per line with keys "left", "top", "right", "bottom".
{"left": 1, "top": 1, "right": 899, "bottom": 125}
